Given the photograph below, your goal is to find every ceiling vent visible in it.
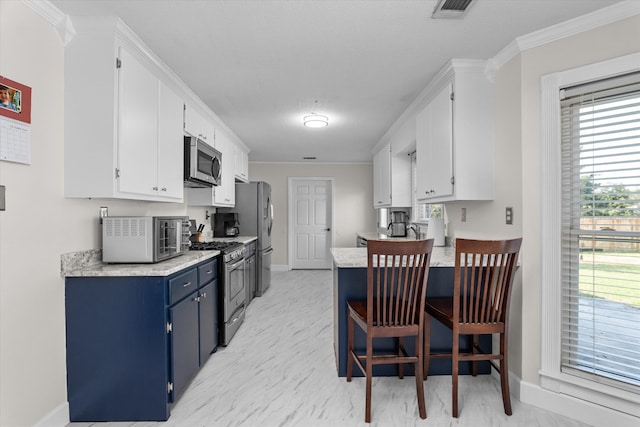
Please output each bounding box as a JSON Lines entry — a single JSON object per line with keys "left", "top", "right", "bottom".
{"left": 431, "top": 0, "right": 476, "bottom": 19}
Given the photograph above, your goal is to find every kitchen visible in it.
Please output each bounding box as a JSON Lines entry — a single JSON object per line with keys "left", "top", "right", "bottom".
{"left": 1, "top": 1, "right": 639, "bottom": 426}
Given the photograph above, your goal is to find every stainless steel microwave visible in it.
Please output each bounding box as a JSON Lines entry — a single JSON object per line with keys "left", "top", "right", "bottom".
{"left": 184, "top": 136, "right": 222, "bottom": 187}
{"left": 102, "top": 216, "right": 191, "bottom": 263}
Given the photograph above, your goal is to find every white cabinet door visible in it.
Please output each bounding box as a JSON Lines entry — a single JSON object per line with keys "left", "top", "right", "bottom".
{"left": 157, "top": 82, "right": 184, "bottom": 200}
{"left": 415, "top": 61, "right": 494, "bottom": 203}
{"left": 117, "top": 46, "right": 159, "bottom": 197}
{"left": 373, "top": 144, "right": 391, "bottom": 207}
{"left": 373, "top": 142, "right": 411, "bottom": 208}
{"left": 184, "top": 104, "right": 214, "bottom": 145}
{"left": 416, "top": 82, "right": 453, "bottom": 201}
{"left": 234, "top": 144, "right": 249, "bottom": 182}
{"left": 64, "top": 19, "right": 185, "bottom": 203}
{"left": 213, "top": 130, "right": 235, "bottom": 207}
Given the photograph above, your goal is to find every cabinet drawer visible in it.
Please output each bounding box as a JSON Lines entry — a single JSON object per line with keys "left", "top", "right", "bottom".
{"left": 198, "top": 259, "right": 218, "bottom": 286}
{"left": 169, "top": 268, "right": 198, "bottom": 305}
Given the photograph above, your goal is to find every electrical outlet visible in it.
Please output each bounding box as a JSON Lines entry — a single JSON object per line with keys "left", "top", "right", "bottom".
{"left": 99, "top": 207, "right": 108, "bottom": 224}
{"left": 506, "top": 207, "right": 513, "bottom": 225}
{"left": 461, "top": 207, "right": 466, "bottom": 222}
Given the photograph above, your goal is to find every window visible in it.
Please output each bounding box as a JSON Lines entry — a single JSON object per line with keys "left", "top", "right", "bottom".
{"left": 560, "top": 72, "right": 640, "bottom": 389}
{"left": 541, "top": 53, "right": 640, "bottom": 417}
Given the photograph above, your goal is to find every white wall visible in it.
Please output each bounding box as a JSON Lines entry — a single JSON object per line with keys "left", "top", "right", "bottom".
{"left": 248, "top": 163, "right": 376, "bottom": 267}
{"left": 0, "top": 3, "right": 210, "bottom": 425}
{"left": 515, "top": 15, "right": 640, "bottom": 387}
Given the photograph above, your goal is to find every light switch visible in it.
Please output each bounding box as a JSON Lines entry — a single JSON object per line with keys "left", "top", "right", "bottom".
{"left": 0, "top": 185, "right": 5, "bottom": 211}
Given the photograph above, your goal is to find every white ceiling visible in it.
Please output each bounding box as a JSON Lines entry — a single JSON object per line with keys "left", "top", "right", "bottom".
{"left": 50, "top": 0, "right": 622, "bottom": 163}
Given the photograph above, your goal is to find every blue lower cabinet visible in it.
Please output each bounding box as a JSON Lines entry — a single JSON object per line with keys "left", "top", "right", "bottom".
{"left": 65, "top": 258, "right": 218, "bottom": 421}
{"left": 198, "top": 280, "right": 218, "bottom": 364}
{"left": 169, "top": 291, "right": 200, "bottom": 402}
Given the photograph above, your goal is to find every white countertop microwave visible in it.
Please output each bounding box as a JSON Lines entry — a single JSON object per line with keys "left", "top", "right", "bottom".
{"left": 102, "top": 216, "right": 191, "bottom": 263}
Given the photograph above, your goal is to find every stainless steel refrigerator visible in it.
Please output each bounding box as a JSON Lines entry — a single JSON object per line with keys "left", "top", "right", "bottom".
{"left": 226, "top": 181, "right": 273, "bottom": 297}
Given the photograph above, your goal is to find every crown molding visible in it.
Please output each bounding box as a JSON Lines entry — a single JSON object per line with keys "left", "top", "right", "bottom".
{"left": 22, "top": 0, "right": 76, "bottom": 45}
{"left": 487, "top": 1, "right": 640, "bottom": 76}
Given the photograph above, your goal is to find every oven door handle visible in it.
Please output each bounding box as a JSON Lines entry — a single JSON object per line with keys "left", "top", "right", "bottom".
{"left": 228, "top": 258, "right": 244, "bottom": 270}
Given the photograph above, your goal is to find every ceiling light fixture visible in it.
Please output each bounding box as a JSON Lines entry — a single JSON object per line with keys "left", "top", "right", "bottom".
{"left": 303, "top": 114, "right": 328, "bottom": 128}
{"left": 303, "top": 101, "right": 329, "bottom": 128}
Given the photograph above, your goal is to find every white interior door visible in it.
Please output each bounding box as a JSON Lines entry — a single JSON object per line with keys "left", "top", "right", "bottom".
{"left": 289, "top": 178, "right": 333, "bottom": 269}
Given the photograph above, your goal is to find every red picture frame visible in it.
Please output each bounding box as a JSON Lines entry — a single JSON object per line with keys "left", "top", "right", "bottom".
{"left": 0, "top": 75, "right": 31, "bottom": 124}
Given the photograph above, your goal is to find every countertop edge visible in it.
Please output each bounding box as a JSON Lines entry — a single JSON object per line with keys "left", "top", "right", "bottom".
{"left": 331, "top": 246, "right": 456, "bottom": 268}
{"left": 62, "top": 250, "right": 219, "bottom": 277}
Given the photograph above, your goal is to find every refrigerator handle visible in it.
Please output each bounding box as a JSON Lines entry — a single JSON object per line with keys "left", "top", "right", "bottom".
{"left": 268, "top": 201, "right": 273, "bottom": 236}
{"left": 263, "top": 248, "right": 274, "bottom": 255}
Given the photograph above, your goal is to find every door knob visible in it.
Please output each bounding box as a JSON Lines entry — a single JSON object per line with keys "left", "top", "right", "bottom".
{"left": 324, "top": 228, "right": 331, "bottom": 231}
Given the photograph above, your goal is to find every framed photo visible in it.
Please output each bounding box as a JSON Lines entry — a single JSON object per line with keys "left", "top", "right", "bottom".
{"left": 0, "top": 76, "right": 31, "bottom": 124}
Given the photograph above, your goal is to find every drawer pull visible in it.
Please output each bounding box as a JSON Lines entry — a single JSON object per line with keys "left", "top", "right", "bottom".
{"left": 201, "top": 292, "right": 207, "bottom": 298}
{"left": 206, "top": 270, "right": 212, "bottom": 275}
{"left": 183, "top": 281, "right": 192, "bottom": 288}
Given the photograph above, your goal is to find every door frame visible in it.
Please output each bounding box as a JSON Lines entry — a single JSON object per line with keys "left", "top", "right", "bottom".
{"left": 287, "top": 177, "right": 335, "bottom": 270}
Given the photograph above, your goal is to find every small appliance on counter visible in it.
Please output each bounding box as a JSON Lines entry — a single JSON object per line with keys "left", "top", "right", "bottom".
{"left": 388, "top": 210, "right": 408, "bottom": 237}
{"left": 426, "top": 217, "right": 446, "bottom": 246}
{"left": 102, "top": 216, "right": 190, "bottom": 263}
{"left": 213, "top": 212, "right": 240, "bottom": 237}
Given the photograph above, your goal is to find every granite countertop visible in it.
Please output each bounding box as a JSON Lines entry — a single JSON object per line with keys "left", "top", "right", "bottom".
{"left": 61, "top": 250, "right": 219, "bottom": 277}
{"left": 357, "top": 231, "right": 419, "bottom": 241}
{"left": 61, "top": 236, "right": 258, "bottom": 278}
{"left": 331, "top": 246, "right": 456, "bottom": 268}
{"left": 209, "top": 235, "right": 257, "bottom": 245}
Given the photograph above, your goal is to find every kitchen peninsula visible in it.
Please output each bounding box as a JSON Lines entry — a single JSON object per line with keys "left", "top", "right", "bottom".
{"left": 331, "top": 246, "right": 491, "bottom": 377}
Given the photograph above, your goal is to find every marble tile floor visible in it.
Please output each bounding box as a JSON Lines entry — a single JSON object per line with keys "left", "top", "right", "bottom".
{"left": 69, "top": 269, "right": 592, "bottom": 427}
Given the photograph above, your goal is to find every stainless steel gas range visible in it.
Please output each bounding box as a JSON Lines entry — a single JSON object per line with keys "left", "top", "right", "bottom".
{"left": 191, "top": 241, "right": 246, "bottom": 346}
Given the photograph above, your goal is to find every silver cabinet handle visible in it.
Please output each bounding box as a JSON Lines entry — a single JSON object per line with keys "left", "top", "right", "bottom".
{"left": 183, "top": 281, "right": 192, "bottom": 288}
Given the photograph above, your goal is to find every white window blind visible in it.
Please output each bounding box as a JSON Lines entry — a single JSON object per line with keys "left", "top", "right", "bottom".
{"left": 560, "top": 72, "right": 640, "bottom": 390}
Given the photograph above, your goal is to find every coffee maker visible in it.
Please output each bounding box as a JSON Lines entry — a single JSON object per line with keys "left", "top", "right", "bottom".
{"left": 213, "top": 213, "right": 240, "bottom": 237}
{"left": 388, "top": 211, "right": 408, "bottom": 237}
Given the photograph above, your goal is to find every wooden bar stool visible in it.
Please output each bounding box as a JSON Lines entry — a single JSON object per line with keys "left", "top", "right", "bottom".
{"left": 346, "top": 239, "right": 434, "bottom": 423}
{"left": 423, "top": 238, "right": 522, "bottom": 417}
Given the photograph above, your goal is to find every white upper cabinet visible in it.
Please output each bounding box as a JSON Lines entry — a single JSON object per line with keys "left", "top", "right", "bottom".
{"left": 415, "top": 60, "right": 494, "bottom": 203}
{"left": 64, "top": 17, "right": 183, "bottom": 202}
{"left": 186, "top": 125, "right": 236, "bottom": 208}
{"left": 416, "top": 83, "right": 454, "bottom": 200}
{"left": 234, "top": 143, "right": 249, "bottom": 183}
{"left": 184, "top": 103, "right": 215, "bottom": 145}
{"left": 373, "top": 141, "right": 411, "bottom": 208}
{"left": 157, "top": 83, "right": 185, "bottom": 199}
{"left": 213, "top": 129, "right": 235, "bottom": 207}
{"left": 373, "top": 144, "right": 391, "bottom": 207}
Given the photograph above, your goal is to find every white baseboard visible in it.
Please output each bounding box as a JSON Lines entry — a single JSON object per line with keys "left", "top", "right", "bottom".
{"left": 519, "top": 379, "right": 640, "bottom": 427}
{"left": 33, "top": 402, "right": 69, "bottom": 427}
{"left": 272, "top": 264, "right": 289, "bottom": 272}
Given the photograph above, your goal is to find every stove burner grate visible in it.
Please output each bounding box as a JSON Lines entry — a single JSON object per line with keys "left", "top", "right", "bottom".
{"left": 190, "top": 241, "right": 243, "bottom": 252}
